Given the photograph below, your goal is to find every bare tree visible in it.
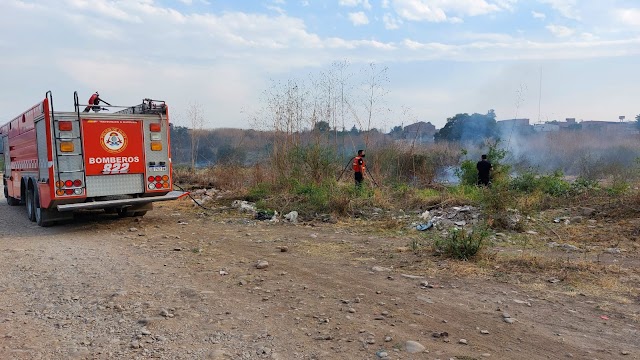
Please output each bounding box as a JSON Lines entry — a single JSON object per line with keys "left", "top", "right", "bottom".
{"left": 187, "top": 102, "right": 205, "bottom": 169}
{"left": 361, "top": 62, "right": 390, "bottom": 147}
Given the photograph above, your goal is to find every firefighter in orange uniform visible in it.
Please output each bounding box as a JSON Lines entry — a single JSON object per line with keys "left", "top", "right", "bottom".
{"left": 353, "top": 149, "right": 366, "bottom": 187}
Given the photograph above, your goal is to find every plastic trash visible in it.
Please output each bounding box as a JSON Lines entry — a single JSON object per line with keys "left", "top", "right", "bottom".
{"left": 416, "top": 221, "right": 433, "bottom": 231}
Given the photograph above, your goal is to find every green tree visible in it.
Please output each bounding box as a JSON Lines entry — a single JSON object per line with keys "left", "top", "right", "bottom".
{"left": 434, "top": 110, "right": 499, "bottom": 143}
{"left": 635, "top": 114, "right": 640, "bottom": 130}
{"left": 217, "top": 144, "right": 246, "bottom": 165}
{"left": 314, "top": 120, "right": 330, "bottom": 132}
{"left": 389, "top": 125, "right": 403, "bottom": 138}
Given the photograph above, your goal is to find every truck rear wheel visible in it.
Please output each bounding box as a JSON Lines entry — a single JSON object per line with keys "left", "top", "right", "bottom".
{"left": 34, "top": 187, "right": 55, "bottom": 227}
{"left": 4, "top": 183, "right": 20, "bottom": 206}
{"left": 26, "top": 186, "right": 36, "bottom": 222}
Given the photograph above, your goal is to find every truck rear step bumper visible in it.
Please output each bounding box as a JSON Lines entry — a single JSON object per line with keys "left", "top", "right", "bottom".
{"left": 56, "top": 191, "right": 189, "bottom": 212}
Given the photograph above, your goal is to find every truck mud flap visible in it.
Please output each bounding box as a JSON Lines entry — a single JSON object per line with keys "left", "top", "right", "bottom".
{"left": 56, "top": 191, "right": 189, "bottom": 212}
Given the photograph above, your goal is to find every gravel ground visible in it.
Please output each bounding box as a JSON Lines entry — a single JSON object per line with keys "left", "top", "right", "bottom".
{"left": 0, "top": 195, "right": 638, "bottom": 359}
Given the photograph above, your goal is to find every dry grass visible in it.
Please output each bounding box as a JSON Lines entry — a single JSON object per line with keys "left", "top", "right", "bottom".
{"left": 295, "top": 240, "right": 355, "bottom": 260}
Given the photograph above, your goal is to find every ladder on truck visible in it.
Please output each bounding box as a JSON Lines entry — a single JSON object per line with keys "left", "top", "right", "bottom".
{"left": 48, "top": 91, "right": 87, "bottom": 194}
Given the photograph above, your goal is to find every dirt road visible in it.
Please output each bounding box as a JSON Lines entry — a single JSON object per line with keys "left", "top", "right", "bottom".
{"left": 0, "top": 197, "right": 637, "bottom": 359}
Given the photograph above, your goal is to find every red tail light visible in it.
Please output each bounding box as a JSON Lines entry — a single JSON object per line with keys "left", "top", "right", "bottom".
{"left": 65, "top": 189, "right": 73, "bottom": 195}
{"left": 59, "top": 121, "right": 73, "bottom": 131}
{"left": 154, "top": 175, "right": 161, "bottom": 182}
{"left": 150, "top": 123, "right": 161, "bottom": 132}
{"left": 65, "top": 180, "right": 73, "bottom": 187}
{"left": 73, "top": 179, "right": 82, "bottom": 187}
{"left": 155, "top": 182, "right": 162, "bottom": 189}
{"left": 148, "top": 176, "right": 155, "bottom": 182}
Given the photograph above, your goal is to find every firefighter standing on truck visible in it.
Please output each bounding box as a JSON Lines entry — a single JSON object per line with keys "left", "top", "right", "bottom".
{"left": 353, "top": 149, "right": 366, "bottom": 187}
{"left": 83, "top": 91, "right": 111, "bottom": 112}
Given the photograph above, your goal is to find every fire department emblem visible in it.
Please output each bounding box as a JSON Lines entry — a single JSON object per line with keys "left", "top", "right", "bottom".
{"left": 100, "top": 128, "right": 128, "bottom": 153}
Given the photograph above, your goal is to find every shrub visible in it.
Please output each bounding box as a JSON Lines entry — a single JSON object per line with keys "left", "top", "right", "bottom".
{"left": 510, "top": 170, "right": 571, "bottom": 196}
{"left": 434, "top": 226, "right": 489, "bottom": 260}
{"left": 456, "top": 141, "right": 510, "bottom": 186}
{"left": 246, "top": 182, "right": 272, "bottom": 202}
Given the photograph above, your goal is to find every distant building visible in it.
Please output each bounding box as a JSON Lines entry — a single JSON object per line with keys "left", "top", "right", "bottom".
{"left": 533, "top": 123, "right": 560, "bottom": 132}
{"left": 403, "top": 121, "right": 436, "bottom": 143}
{"left": 497, "top": 118, "right": 533, "bottom": 135}
{"left": 580, "top": 120, "right": 637, "bottom": 134}
{"left": 497, "top": 118, "right": 530, "bottom": 127}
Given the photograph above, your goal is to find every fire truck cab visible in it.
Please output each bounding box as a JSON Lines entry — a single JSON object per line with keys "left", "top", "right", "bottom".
{"left": 1, "top": 91, "right": 185, "bottom": 226}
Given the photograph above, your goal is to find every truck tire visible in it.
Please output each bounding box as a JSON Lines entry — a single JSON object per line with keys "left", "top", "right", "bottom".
{"left": 4, "top": 184, "right": 20, "bottom": 206}
{"left": 34, "top": 187, "right": 55, "bottom": 227}
{"left": 26, "top": 186, "right": 36, "bottom": 222}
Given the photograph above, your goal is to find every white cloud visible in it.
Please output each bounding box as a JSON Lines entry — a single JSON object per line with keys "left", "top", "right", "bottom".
{"left": 546, "top": 24, "right": 575, "bottom": 37}
{"left": 401, "top": 36, "right": 640, "bottom": 61}
{"left": 580, "top": 32, "right": 598, "bottom": 41}
{"left": 615, "top": 8, "right": 640, "bottom": 27}
{"left": 8, "top": 0, "right": 45, "bottom": 10}
{"left": 492, "top": 0, "right": 517, "bottom": 12}
{"left": 339, "top": 0, "right": 372, "bottom": 10}
{"left": 389, "top": 0, "right": 504, "bottom": 23}
{"left": 383, "top": 13, "right": 402, "bottom": 29}
{"left": 348, "top": 11, "right": 370, "bottom": 25}
{"left": 65, "top": 0, "right": 143, "bottom": 23}
{"left": 532, "top": 11, "right": 546, "bottom": 20}
{"left": 539, "top": 0, "right": 580, "bottom": 20}
{"left": 463, "top": 32, "right": 514, "bottom": 42}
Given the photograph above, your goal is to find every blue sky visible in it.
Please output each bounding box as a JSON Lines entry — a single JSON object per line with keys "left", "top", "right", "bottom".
{"left": 1, "top": 0, "right": 639, "bottom": 130}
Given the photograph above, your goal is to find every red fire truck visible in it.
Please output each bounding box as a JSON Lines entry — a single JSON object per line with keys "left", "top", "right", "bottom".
{"left": 1, "top": 91, "right": 185, "bottom": 226}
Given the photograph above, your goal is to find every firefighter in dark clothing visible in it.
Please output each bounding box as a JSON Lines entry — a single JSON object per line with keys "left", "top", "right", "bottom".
{"left": 353, "top": 149, "right": 366, "bottom": 187}
{"left": 476, "top": 154, "right": 492, "bottom": 186}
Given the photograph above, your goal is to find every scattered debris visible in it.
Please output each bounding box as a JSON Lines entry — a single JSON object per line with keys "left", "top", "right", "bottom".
{"left": 232, "top": 200, "right": 257, "bottom": 213}
{"left": 416, "top": 221, "right": 433, "bottom": 231}
{"left": 432, "top": 331, "right": 449, "bottom": 338}
{"left": 255, "top": 210, "right": 277, "bottom": 221}
{"left": 256, "top": 260, "right": 269, "bottom": 269}
{"left": 284, "top": 211, "right": 298, "bottom": 223}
